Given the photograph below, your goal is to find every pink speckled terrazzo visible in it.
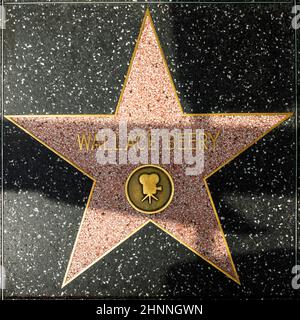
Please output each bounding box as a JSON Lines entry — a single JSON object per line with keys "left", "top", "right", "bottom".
{"left": 7, "top": 12, "right": 290, "bottom": 287}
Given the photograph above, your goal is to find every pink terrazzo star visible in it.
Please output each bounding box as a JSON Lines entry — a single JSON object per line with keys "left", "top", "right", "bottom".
{"left": 6, "top": 10, "right": 291, "bottom": 287}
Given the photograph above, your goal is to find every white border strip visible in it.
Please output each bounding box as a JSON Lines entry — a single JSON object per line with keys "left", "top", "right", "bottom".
{"left": 294, "top": 0, "right": 298, "bottom": 269}
{"left": 3, "top": 1, "right": 293, "bottom": 5}
{"left": 1, "top": 0, "right": 4, "bottom": 301}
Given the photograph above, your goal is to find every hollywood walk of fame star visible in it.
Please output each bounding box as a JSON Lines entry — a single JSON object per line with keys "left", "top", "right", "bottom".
{"left": 6, "top": 9, "right": 292, "bottom": 287}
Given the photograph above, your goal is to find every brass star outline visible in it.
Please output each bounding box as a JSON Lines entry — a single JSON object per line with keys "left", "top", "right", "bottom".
{"left": 5, "top": 9, "right": 292, "bottom": 287}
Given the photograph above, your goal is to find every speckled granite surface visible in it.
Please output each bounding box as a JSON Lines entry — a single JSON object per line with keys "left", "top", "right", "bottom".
{"left": 1, "top": 2, "right": 298, "bottom": 298}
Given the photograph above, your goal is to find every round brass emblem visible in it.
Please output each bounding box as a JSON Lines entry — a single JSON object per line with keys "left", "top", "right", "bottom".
{"left": 125, "top": 165, "right": 174, "bottom": 214}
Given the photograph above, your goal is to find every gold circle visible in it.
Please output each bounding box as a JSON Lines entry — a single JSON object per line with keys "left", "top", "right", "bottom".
{"left": 125, "top": 165, "right": 174, "bottom": 214}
